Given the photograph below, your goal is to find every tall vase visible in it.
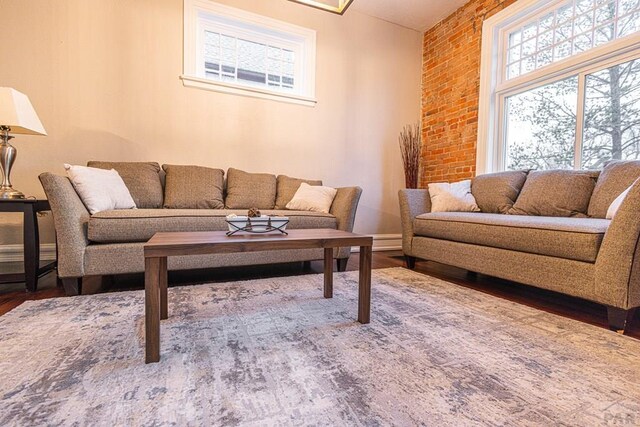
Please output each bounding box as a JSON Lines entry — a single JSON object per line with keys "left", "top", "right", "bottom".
{"left": 399, "top": 124, "right": 422, "bottom": 189}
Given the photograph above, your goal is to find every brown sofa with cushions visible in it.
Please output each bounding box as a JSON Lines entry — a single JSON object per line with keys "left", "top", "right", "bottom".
{"left": 39, "top": 162, "right": 362, "bottom": 296}
{"left": 399, "top": 160, "right": 640, "bottom": 332}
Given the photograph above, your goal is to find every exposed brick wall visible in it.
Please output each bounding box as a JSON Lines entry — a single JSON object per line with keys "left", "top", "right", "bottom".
{"left": 420, "top": 0, "right": 518, "bottom": 185}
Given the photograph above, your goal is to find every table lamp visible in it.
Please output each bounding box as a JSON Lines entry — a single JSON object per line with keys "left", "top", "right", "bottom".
{"left": 0, "top": 88, "right": 47, "bottom": 199}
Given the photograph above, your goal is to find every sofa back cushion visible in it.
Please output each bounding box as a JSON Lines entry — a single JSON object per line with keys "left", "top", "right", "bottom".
{"left": 162, "top": 164, "right": 225, "bottom": 209}
{"left": 508, "top": 170, "right": 598, "bottom": 217}
{"left": 588, "top": 160, "right": 640, "bottom": 218}
{"left": 225, "top": 168, "right": 277, "bottom": 209}
{"left": 87, "top": 161, "right": 164, "bottom": 208}
{"left": 471, "top": 170, "right": 528, "bottom": 214}
{"left": 275, "top": 175, "right": 322, "bottom": 209}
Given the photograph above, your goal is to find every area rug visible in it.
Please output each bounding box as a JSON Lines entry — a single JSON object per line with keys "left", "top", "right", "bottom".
{"left": 1, "top": 268, "right": 640, "bottom": 426}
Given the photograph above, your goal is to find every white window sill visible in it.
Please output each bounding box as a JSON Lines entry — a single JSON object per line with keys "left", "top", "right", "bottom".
{"left": 180, "top": 75, "right": 317, "bottom": 107}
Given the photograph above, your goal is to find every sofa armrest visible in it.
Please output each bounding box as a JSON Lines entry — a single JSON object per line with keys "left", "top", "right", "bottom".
{"left": 329, "top": 186, "right": 362, "bottom": 232}
{"left": 39, "top": 173, "right": 89, "bottom": 278}
{"left": 398, "top": 189, "right": 432, "bottom": 255}
{"left": 595, "top": 177, "right": 640, "bottom": 309}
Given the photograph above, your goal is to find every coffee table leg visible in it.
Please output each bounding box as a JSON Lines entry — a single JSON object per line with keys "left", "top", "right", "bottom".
{"left": 358, "top": 245, "right": 372, "bottom": 324}
{"left": 324, "top": 247, "right": 333, "bottom": 298}
{"left": 145, "top": 257, "right": 161, "bottom": 363}
{"left": 159, "top": 257, "right": 168, "bottom": 320}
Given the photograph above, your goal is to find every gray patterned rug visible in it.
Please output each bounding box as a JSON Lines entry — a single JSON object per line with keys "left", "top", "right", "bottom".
{"left": 1, "top": 268, "right": 640, "bottom": 426}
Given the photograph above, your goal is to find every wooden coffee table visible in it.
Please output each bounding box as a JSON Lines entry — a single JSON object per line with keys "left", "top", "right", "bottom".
{"left": 143, "top": 228, "right": 373, "bottom": 363}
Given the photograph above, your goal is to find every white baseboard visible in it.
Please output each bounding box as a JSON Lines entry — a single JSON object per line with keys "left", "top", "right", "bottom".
{"left": 0, "top": 234, "right": 402, "bottom": 263}
{"left": 352, "top": 234, "right": 402, "bottom": 253}
{"left": 0, "top": 243, "right": 57, "bottom": 263}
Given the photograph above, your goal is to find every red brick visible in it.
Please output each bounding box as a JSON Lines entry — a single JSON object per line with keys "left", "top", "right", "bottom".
{"left": 420, "top": 0, "right": 518, "bottom": 187}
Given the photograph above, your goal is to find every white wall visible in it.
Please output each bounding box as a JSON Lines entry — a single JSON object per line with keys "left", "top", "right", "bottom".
{"left": 0, "top": 0, "right": 422, "bottom": 247}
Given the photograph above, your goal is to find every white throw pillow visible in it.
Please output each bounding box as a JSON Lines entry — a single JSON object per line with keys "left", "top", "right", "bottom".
{"left": 606, "top": 185, "right": 632, "bottom": 220}
{"left": 428, "top": 180, "right": 480, "bottom": 213}
{"left": 65, "top": 164, "right": 136, "bottom": 214}
{"left": 286, "top": 183, "right": 337, "bottom": 213}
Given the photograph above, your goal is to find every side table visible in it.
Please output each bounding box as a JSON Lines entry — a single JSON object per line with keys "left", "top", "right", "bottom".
{"left": 0, "top": 199, "right": 57, "bottom": 292}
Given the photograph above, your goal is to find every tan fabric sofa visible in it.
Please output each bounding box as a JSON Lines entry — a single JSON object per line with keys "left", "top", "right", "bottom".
{"left": 40, "top": 162, "right": 362, "bottom": 296}
{"left": 399, "top": 161, "right": 640, "bottom": 332}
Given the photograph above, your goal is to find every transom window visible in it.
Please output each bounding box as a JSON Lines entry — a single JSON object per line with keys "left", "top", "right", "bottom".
{"left": 182, "top": 0, "right": 317, "bottom": 106}
{"left": 506, "top": 0, "right": 640, "bottom": 80}
{"left": 477, "top": 0, "right": 640, "bottom": 173}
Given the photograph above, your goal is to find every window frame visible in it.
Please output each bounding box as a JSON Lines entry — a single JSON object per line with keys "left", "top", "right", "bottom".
{"left": 182, "top": 0, "right": 317, "bottom": 106}
{"left": 477, "top": 0, "right": 640, "bottom": 173}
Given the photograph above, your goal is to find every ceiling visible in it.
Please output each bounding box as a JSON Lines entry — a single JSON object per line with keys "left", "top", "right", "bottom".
{"left": 350, "top": 0, "right": 469, "bottom": 32}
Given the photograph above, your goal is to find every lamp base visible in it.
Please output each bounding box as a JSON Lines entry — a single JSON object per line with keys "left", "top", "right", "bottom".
{"left": 0, "top": 186, "right": 25, "bottom": 199}
{"left": 0, "top": 128, "right": 24, "bottom": 200}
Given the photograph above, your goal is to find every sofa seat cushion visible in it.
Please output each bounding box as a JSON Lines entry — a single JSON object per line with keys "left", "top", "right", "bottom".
{"left": 413, "top": 212, "right": 610, "bottom": 262}
{"left": 88, "top": 209, "right": 337, "bottom": 243}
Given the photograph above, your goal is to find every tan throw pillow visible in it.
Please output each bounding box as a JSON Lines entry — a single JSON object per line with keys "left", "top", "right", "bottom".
{"left": 471, "top": 170, "right": 528, "bottom": 214}
{"left": 428, "top": 180, "right": 480, "bottom": 213}
{"left": 225, "top": 168, "right": 277, "bottom": 209}
{"left": 87, "top": 161, "right": 163, "bottom": 208}
{"left": 162, "top": 165, "right": 224, "bottom": 209}
{"left": 286, "top": 183, "right": 337, "bottom": 213}
{"left": 508, "top": 170, "right": 598, "bottom": 217}
{"left": 275, "top": 175, "right": 323, "bottom": 209}
{"left": 588, "top": 160, "right": 640, "bottom": 218}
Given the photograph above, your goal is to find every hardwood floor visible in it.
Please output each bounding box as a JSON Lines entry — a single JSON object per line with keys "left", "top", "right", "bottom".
{"left": 1, "top": 250, "right": 639, "bottom": 338}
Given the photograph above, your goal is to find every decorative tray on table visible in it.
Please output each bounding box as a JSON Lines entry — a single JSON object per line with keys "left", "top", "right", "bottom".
{"left": 226, "top": 210, "right": 289, "bottom": 236}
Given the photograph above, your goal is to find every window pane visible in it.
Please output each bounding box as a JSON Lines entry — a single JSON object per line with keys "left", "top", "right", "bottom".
{"left": 522, "top": 38, "right": 536, "bottom": 56}
{"left": 507, "top": 62, "right": 521, "bottom": 79}
{"left": 619, "top": 0, "right": 640, "bottom": 15}
{"left": 575, "top": 11, "right": 594, "bottom": 34}
{"left": 618, "top": 11, "right": 640, "bottom": 36}
{"left": 574, "top": 33, "right": 593, "bottom": 52}
{"left": 509, "top": 30, "right": 522, "bottom": 47}
{"left": 537, "top": 48, "right": 554, "bottom": 67}
{"left": 594, "top": 2, "right": 616, "bottom": 25}
{"left": 237, "top": 39, "right": 267, "bottom": 85}
{"left": 558, "top": 4, "right": 575, "bottom": 23}
{"left": 522, "top": 55, "right": 537, "bottom": 73}
{"left": 576, "top": 0, "right": 595, "bottom": 14}
{"left": 523, "top": 22, "right": 538, "bottom": 40}
{"left": 554, "top": 40, "right": 573, "bottom": 60}
{"left": 594, "top": 22, "right": 615, "bottom": 45}
{"left": 537, "top": 30, "right": 553, "bottom": 50}
{"left": 508, "top": 45, "right": 521, "bottom": 63}
{"left": 505, "top": 77, "right": 579, "bottom": 170}
{"left": 582, "top": 58, "right": 640, "bottom": 169}
{"left": 539, "top": 12, "right": 556, "bottom": 30}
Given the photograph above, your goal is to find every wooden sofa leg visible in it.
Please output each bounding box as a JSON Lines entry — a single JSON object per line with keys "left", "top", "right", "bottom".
{"left": 404, "top": 255, "right": 416, "bottom": 270}
{"left": 61, "top": 278, "right": 82, "bottom": 296}
{"left": 336, "top": 258, "right": 348, "bottom": 272}
{"left": 607, "top": 307, "right": 636, "bottom": 333}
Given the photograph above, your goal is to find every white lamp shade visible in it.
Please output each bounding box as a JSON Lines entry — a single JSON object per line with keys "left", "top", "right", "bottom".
{"left": 0, "top": 87, "right": 47, "bottom": 136}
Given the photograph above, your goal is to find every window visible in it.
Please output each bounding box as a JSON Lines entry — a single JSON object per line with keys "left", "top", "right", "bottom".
{"left": 182, "top": 0, "right": 317, "bottom": 106}
{"left": 477, "top": 0, "right": 640, "bottom": 173}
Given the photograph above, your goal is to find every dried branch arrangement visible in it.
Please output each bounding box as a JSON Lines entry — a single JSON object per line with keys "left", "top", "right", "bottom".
{"left": 399, "top": 123, "right": 422, "bottom": 189}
